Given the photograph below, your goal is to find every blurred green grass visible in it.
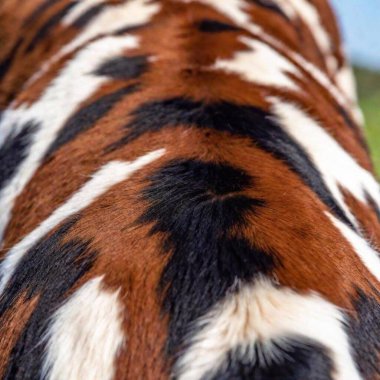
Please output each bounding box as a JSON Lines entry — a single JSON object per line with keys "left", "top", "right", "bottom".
{"left": 354, "top": 66, "right": 380, "bottom": 172}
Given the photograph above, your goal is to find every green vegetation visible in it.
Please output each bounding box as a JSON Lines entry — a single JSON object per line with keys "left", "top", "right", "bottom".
{"left": 354, "top": 66, "right": 380, "bottom": 172}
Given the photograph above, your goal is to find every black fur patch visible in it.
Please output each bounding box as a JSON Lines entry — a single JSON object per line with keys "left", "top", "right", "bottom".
{"left": 114, "top": 24, "right": 146, "bottom": 36}
{"left": 45, "top": 85, "right": 137, "bottom": 159}
{"left": 109, "top": 97, "right": 354, "bottom": 229}
{"left": 25, "top": 2, "right": 78, "bottom": 53}
{"left": 95, "top": 56, "right": 148, "bottom": 80}
{"left": 364, "top": 191, "right": 380, "bottom": 223}
{"left": 0, "top": 218, "right": 97, "bottom": 380}
{"left": 203, "top": 338, "right": 334, "bottom": 380}
{"left": 0, "top": 121, "right": 38, "bottom": 191}
{"left": 0, "top": 37, "right": 23, "bottom": 82}
{"left": 196, "top": 19, "right": 240, "bottom": 33}
{"left": 348, "top": 289, "right": 380, "bottom": 378}
{"left": 249, "top": 0, "right": 290, "bottom": 21}
{"left": 139, "top": 159, "right": 275, "bottom": 355}
{"left": 72, "top": 3, "right": 106, "bottom": 29}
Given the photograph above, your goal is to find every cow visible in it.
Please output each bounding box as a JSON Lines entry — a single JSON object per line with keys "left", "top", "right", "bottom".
{"left": 0, "top": 0, "right": 379, "bottom": 379}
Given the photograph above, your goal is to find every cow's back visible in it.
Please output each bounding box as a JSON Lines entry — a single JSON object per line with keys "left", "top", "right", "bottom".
{"left": 0, "top": 1, "right": 379, "bottom": 379}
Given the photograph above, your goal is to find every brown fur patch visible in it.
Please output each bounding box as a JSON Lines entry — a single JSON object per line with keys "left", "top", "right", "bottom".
{"left": 0, "top": 294, "right": 38, "bottom": 378}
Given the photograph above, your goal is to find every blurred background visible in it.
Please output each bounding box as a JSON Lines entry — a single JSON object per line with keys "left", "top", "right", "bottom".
{"left": 331, "top": 0, "right": 380, "bottom": 171}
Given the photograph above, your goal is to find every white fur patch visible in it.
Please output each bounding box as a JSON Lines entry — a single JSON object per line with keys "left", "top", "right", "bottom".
{"left": 214, "top": 36, "right": 301, "bottom": 91}
{"left": 274, "top": 0, "right": 335, "bottom": 70}
{"left": 62, "top": 0, "right": 160, "bottom": 55}
{"left": 25, "top": 0, "right": 159, "bottom": 96}
{"left": 62, "top": 0, "right": 104, "bottom": 25}
{"left": 182, "top": 0, "right": 334, "bottom": 72}
{"left": 270, "top": 99, "right": 380, "bottom": 226}
{"left": 180, "top": 0, "right": 359, "bottom": 124}
{"left": 0, "top": 149, "right": 165, "bottom": 294}
{"left": 290, "top": 54, "right": 363, "bottom": 127}
{"left": 42, "top": 277, "right": 124, "bottom": 380}
{"left": 0, "top": 35, "right": 139, "bottom": 242}
{"left": 188, "top": 0, "right": 361, "bottom": 125}
{"left": 327, "top": 213, "right": 380, "bottom": 282}
{"left": 181, "top": 0, "right": 253, "bottom": 29}
{"left": 335, "top": 65, "right": 358, "bottom": 102}
{"left": 175, "top": 278, "right": 361, "bottom": 380}
{"left": 334, "top": 65, "right": 364, "bottom": 125}
{"left": 180, "top": 0, "right": 261, "bottom": 34}
{"left": 268, "top": 0, "right": 295, "bottom": 19}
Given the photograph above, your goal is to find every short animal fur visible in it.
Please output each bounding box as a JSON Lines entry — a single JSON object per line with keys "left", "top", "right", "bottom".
{"left": 0, "top": 0, "right": 379, "bottom": 379}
